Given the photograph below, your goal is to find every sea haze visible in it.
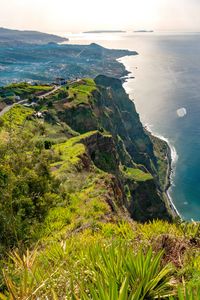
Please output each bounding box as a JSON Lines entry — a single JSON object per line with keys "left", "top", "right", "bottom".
{"left": 66, "top": 32, "right": 200, "bottom": 220}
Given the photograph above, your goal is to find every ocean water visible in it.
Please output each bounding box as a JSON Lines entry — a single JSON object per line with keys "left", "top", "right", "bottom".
{"left": 64, "top": 32, "right": 200, "bottom": 220}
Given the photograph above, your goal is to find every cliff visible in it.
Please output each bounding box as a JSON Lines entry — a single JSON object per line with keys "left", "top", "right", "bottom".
{"left": 1, "top": 78, "right": 200, "bottom": 299}
{"left": 48, "top": 75, "right": 172, "bottom": 222}
{"left": 0, "top": 76, "right": 172, "bottom": 222}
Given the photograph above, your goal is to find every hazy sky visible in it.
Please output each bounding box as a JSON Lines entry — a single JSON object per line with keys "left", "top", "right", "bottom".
{"left": 1, "top": 0, "right": 200, "bottom": 34}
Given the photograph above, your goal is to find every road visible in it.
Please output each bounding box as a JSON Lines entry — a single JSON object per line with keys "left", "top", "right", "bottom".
{"left": 38, "top": 85, "right": 61, "bottom": 99}
{"left": 0, "top": 85, "right": 61, "bottom": 117}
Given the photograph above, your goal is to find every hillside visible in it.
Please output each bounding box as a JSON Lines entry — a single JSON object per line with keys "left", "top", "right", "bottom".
{"left": 0, "top": 27, "right": 68, "bottom": 44}
{"left": 0, "top": 78, "right": 199, "bottom": 298}
{"left": 0, "top": 42, "right": 136, "bottom": 86}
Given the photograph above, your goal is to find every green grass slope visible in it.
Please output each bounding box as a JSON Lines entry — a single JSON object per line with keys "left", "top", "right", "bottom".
{"left": 0, "top": 78, "right": 199, "bottom": 299}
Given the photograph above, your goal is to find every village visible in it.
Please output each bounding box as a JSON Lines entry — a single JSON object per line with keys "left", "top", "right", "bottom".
{"left": 0, "top": 77, "right": 84, "bottom": 118}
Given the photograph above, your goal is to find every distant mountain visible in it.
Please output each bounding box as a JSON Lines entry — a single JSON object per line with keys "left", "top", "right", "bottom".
{"left": 0, "top": 27, "right": 68, "bottom": 44}
{"left": 83, "top": 30, "right": 126, "bottom": 33}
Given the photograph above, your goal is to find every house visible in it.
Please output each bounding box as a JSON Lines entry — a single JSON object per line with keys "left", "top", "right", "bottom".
{"left": 34, "top": 112, "right": 43, "bottom": 118}
{"left": 54, "top": 78, "right": 67, "bottom": 85}
{"left": 15, "top": 95, "right": 21, "bottom": 101}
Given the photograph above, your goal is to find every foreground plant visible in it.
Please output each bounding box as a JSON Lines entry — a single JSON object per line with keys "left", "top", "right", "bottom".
{"left": 0, "top": 243, "right": 175, "bottom": 299}
{"left": 170, "top": 286, "right": 200, "bottom": 300}
{"left": 74, "top": 245, "right": 174, "bottom": 299}
{"left": 0, "top": 248, "right": 59, "bottom": 300}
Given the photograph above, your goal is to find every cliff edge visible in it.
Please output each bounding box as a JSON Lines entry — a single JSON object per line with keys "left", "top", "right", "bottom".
{"left": 47, "top": 75, "right": 173, "bottom": 222}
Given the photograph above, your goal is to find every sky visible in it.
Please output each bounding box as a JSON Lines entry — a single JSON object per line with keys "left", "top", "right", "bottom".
{"left": 0, "top": 0, "right": 200, "bottom": 34}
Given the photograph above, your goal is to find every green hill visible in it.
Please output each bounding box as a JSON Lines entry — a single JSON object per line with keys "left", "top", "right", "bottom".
{"left": 0, "top": 77, "right": 199, "bottom": 299}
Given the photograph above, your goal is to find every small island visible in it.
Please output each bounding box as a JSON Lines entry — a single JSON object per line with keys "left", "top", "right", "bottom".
{"left": 134, "top": 30, "right": 154, "bottom": 33}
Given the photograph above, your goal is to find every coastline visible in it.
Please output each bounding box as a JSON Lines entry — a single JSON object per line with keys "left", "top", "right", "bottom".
{"left": 146, "top": 127, "right": 181, "bottom": 219}
{"left": 119, "top": 56, "right": 181, "bottom": 220}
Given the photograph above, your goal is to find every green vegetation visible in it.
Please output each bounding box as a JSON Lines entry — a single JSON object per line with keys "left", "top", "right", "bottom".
{"left": 0, "top": 211, "right": 199, "bottom": 299}
{"left": 67, "top": 78, "right": 97, "bottom": 106}
{"left": 0, "top": 82, "right": 53, "bottom": 100}
{"left": 149, "top": 134, "right": 170, "bottom": 190}
{"left": 0, "top": 78, "right": 199, "bottom": 299}
{"left": 78, "top": 247, "right": 174, "bottom": 299}
{"left": 52, "top": 136, "right": 87, "bottom": 172}
{"left": 42, "top": 79, "right": 97, "bottom": 113}
{"left": 123, "top": 167, "right": 153, "bottom": 182}
{"left": 1, "top": 105, "right": 33, "bottom": 128}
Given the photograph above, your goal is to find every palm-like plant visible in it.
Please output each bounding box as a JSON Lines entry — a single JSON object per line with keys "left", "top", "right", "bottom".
{"left": 126, "top": 248, "right": 173, "bottom": 299}
{"left": 0, "top": 248, "right": 58, "bottom": 300}
{"left": 76, "top": 244, "right": 174, "bottom": 299}
{"left": 169, "top": 286, "right": 200, "bottom": 300}
{"left": 81, "top": 277, "right": 136, "bottom": 300}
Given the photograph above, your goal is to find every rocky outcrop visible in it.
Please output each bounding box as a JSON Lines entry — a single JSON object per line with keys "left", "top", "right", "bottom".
{"left": 71, "top": 131, "right": 171, "bottom": 222}
{"left": 79, "top": 131, "right": 120, "bottom": 174}
{"left": 129, "top": 179, "right": 171, "bottom": 222}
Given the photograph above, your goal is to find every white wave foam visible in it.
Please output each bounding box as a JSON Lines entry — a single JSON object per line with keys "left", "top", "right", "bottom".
{"left": 170, "top": 144, "right": 179, "bottom": 166}
{"left": 144, "top": 123, "right": 181, "bottom": 217}
{"left": 144, "top": 123, "right": 178, "bottom": 167}
{"left": 166, "top": 190, "right": 180, "bottom": 216}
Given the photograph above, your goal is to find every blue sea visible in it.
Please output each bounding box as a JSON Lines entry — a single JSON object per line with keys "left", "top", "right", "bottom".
{"left": 65, "top": 32, "right": 200, "bottom": 220}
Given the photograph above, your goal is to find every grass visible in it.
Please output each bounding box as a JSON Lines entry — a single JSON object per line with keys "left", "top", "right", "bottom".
{"left": 51, "top": 131, "right": 98, "bottom": 173}
{"left": 123, "top": 167, "right": 153, "bottom": 182}
{"left": 67, "top": 78, "right": 97, "bottom": 106}
{"left": 38, "top": 207, "right": 72, "bottom": 236}
{"left": 73, "top": 245, "right": 174, "bottom": 300}
{"left": 0, "top": 206, "right": 200, "bottom": 299}
{"left": 1, "top": 105, "right": 33, "bottom": 128}
{"left": 0, "top": 82, "right": 53, "bottom": 99}
{"left": 48, "top": 79, "right": 97, "bottom": 108}
{"left": 170, "top": 286, "right": 200, "bottom": 300}
{"left": 0, "top": 240, "right": 175, "bottom": 299}
{"left": 52, "top": 141, "right": 86, "bottom": 173}
{"left": 0, "top": 79, "right": 200, "bottom": 299}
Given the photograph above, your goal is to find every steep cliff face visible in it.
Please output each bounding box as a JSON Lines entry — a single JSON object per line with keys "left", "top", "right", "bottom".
{"left": 94, "top": 75, "right": 158, "bottom": 171}
{"left": 57, "top": 76, "right": 167, "bottom": 182}
{"left": 51, "top": 76, "right": 172, "bottom": 221}
{"left": 129, "top": 180, "right": 170, "bottom": 222}
{"left": 79, "top": 131, "right": 120, "bottom": 174}
{"left": 58, "top": 76, "right": 157, "bottom": 170}
{"left": 50, "top": 130, "right": 170, "bottom": 222}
